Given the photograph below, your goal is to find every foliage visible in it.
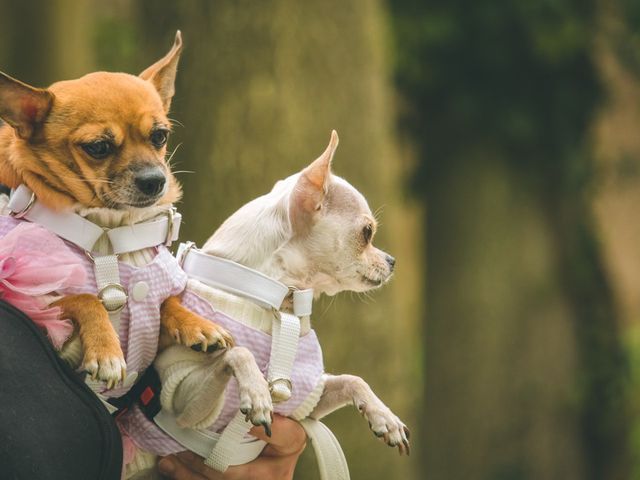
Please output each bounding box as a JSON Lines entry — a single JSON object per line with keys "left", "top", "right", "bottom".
{"left": 389, "top": 0, "right": 600, "bottom": 190}
{"left": 388, "top": 0, "right": 631, "bottom": 478}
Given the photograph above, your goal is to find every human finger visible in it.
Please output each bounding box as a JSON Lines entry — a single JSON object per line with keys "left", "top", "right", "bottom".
{"left": 249, "top": 415, "right": 306, "bottom": 456}
{"left": 158, "top": 454, "right": 210, "bottom": 480}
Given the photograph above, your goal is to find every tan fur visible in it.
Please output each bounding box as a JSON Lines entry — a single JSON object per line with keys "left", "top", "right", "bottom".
{"left": 159, "top": 296, "right": 234, "bottom": 352}
{"left": 52, "top": 294, "right": 125, "bottom": 388}
{"left": 0, "top": 32, "right": 185, "bottom": 210}
{"left": 0, "top": 31, "right": 230, "bottom": 386}
{"left": 0, "top": 71, "right": 182, "bottom": 210}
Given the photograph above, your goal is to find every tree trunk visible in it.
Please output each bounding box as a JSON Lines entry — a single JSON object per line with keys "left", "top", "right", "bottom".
{"left": 133, "top": 1, "right": 422, "bottom": 479}
{"left": 0, "top": 0, "right": 93, "bottom": 85}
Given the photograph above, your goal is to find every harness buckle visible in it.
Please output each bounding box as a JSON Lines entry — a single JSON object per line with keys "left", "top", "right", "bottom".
{"left": 269, "top": 378, "right": 293, "bottom": 403}
{"left": 165, "top": 207, "right": 177, "bottom": 246}
{"left": 176, "top": 241, "right": 196, "bottom": 267}
{"left": 9, "top": 191, "right": 36, "bottom": 219}
{"left": 97, "top": 282, "right": 128, "bottom": 313}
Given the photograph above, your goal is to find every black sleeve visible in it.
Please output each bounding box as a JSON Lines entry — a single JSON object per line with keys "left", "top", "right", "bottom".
{"left": 0, "top": 300, "right": 122, "bottom": 480}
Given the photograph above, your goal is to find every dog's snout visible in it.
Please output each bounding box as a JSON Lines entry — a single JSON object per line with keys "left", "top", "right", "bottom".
{"left": 134, "top": 167, "right": 166, "bottom": 197}
{"left": 386, "top": 254, "right": 396, "bottom": 271}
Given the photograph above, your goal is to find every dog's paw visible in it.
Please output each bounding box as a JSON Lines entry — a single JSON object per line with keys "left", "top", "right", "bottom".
{"left": 225, "top": 346, "right": 274, "bottom": 436}
{"left": 238, "top": 376, "right": 274, "bottom": 437}
{"left": 82, "top": 349, "right": 127, "bottom": 390}
{"left": 360, "top": 403, "right": 410, "bottom": 455}
{"left": 172, "top": 319, "right": 234, "bottom": 353}
{"left": 167, "top": 310, "right": 234, "bottom": 353}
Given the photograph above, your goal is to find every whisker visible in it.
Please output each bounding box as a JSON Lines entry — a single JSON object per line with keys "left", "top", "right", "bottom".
{"left": 166, "top": 143, "right": 183, "bottom": 168}
{"left": 168, "top": 117, "right": 184, "bottom": 128}
{"left": 319, "top": 295, "right": 338, "bottom": 318}
{"left": 357, "top": 291, "right": 373, "bottom": 305}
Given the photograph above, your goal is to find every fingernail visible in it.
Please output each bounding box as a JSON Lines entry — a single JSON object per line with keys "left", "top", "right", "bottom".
{"left": 158, "top": 458, "right": 175, "bottom": 474}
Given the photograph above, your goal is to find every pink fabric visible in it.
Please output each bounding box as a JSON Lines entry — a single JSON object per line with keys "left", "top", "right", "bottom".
{"left": 123, "top": 289, "right": 325, "bottom": 456}
{"left": 0, "top": 214, "right": 188, "bottom": 397}
{"left": 0, "top": 222, "right": 86, "bottom": 348}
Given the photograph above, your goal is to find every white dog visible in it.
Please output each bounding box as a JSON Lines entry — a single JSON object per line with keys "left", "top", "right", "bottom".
{"left": 125, "top": 131, "right": 409, "bottom": 478}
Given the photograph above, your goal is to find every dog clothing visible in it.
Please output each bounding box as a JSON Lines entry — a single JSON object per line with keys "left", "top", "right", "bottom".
{"left": 118, "top": 282, "right": 325, "bottom": 456}
{"left": 0, "top": 213, "right": 187, "bottom": 398}
{"left": 116, "top": 247, "right": 349, "bottom": 480}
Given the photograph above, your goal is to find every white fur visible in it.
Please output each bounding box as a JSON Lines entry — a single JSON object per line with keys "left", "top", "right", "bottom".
{"left": 153, "top": 132, "right": 409, "bottom": 476}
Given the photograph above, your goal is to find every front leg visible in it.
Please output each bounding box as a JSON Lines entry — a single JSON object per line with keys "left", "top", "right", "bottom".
{"left": 311, "top": 374, "right": 410, "bottom": 455}
{"left": 53, "top": 294, "right": 126, "bottom": 389}
{"left": 160, "top": 296, "right": 234, "bottom": 352}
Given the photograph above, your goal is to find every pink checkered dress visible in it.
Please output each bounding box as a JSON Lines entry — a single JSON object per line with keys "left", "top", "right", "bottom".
{"left": 121, "top": 289, "right": 325, "bottom": 456}
{"left": 0, "top": 214, "right": 188, "bottom": 398}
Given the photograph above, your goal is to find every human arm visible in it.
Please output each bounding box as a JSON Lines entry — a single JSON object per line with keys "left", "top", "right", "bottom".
{"left": 158, "top": 415, "right": 306, "bottom": 480}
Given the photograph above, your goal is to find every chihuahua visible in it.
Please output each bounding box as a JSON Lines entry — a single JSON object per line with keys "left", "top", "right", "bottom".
{"left": 0, "top": 32, "right": 231, "bottom": 389}
{"left": 137, "top": 131, "right": 408, "bottom": 478}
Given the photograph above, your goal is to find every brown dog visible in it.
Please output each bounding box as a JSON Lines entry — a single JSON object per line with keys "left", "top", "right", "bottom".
{"left": 0, "top": 32, "right": 231, "bottom": 388}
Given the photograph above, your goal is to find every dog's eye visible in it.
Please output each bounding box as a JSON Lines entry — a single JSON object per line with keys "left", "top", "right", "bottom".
{"left": 81, "top": 141, "right": 114, "bottom": 160}
{"left": 363, "top": 224, "right": 373, "bottom": 244}
{"left": 150, "top": 129, "right": 169, "bottom": 148}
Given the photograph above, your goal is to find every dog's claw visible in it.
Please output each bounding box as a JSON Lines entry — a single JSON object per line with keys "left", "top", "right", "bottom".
{"left": 361, "top": 402, "right": 410, "bottom": 456}
{"left": 233, "top": 348, "right": 273, "bottom": 437}
{"left": 402, "top": 439, "right": 411, "bottom": 456}
{"left": 190, "top": 339, "right": 225, "bottom": 353}
{"left": 168, "top": 309, "right": 234, "bottom": 353}
{"left": 262, "top": 421, "right": 272, "bottom": 438}
{"left": 82, "top": 351, "right": 127, "bottom": 389}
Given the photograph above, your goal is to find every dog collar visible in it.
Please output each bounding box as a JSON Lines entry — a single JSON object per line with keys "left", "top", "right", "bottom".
{"left": 8, "top": 184, "right": 181, "bottom": 254}
{"left": 176, "top": 242, "right": 314, "bottom": 317}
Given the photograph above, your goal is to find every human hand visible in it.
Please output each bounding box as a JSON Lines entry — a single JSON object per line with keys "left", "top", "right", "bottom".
{"left": 157, "top": 415, "right": 307, "bottom": 480}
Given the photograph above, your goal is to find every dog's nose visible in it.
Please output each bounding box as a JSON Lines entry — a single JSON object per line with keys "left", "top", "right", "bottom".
{"left": 134, "top": 167, "right": 166, "bottom": 197}
{"left": 386, "top": 254, "right": 396, "bottom": 271}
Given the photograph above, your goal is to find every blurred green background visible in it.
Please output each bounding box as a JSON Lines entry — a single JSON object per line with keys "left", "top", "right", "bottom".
{"left": 3, "top": 0, "right": 640, "bottom": 479}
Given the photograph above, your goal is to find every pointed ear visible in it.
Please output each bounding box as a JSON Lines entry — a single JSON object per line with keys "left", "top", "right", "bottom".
{"left": 290, "top": 130, "right": 339, "bottom": 230}
{"left": 0, "top": 72, "right": 53, "bottom": 139}
{"left": 140, "top": 30, "right": 183, "bottom": 112}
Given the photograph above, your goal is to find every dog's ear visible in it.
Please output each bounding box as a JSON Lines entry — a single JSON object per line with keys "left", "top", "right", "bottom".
{"left": 140, "top": 30, "right": 183, "bottom": 112}
{"left": 0, "top": 72, "right": 53, "bottom": 140}
{"left": 290, "top": 130, "right": 339, "bottom": 231}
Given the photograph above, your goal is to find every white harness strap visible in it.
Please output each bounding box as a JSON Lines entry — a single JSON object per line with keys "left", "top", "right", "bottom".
{"left": 92, "top": 253, "right": 128, "bottom": 330}
{"left": 8, "top": 185, "right": 182, "bottom": 253}
{"left": 301, "top": 418, "right": 351, "bottom": 480}
{"left": 7, "top": 185, "right": 104, "bottom": 250}
{"left": 154, "top": 410, "right": 266, "bottom": 467}
{"left": 204, "top": 412, "right": 258, "bottom": 470}
{"left": 177, "top": 242, "right": 289, "bottom": 310}
{"left": 268, "top": 312, "right": 301, "bottom": 403}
